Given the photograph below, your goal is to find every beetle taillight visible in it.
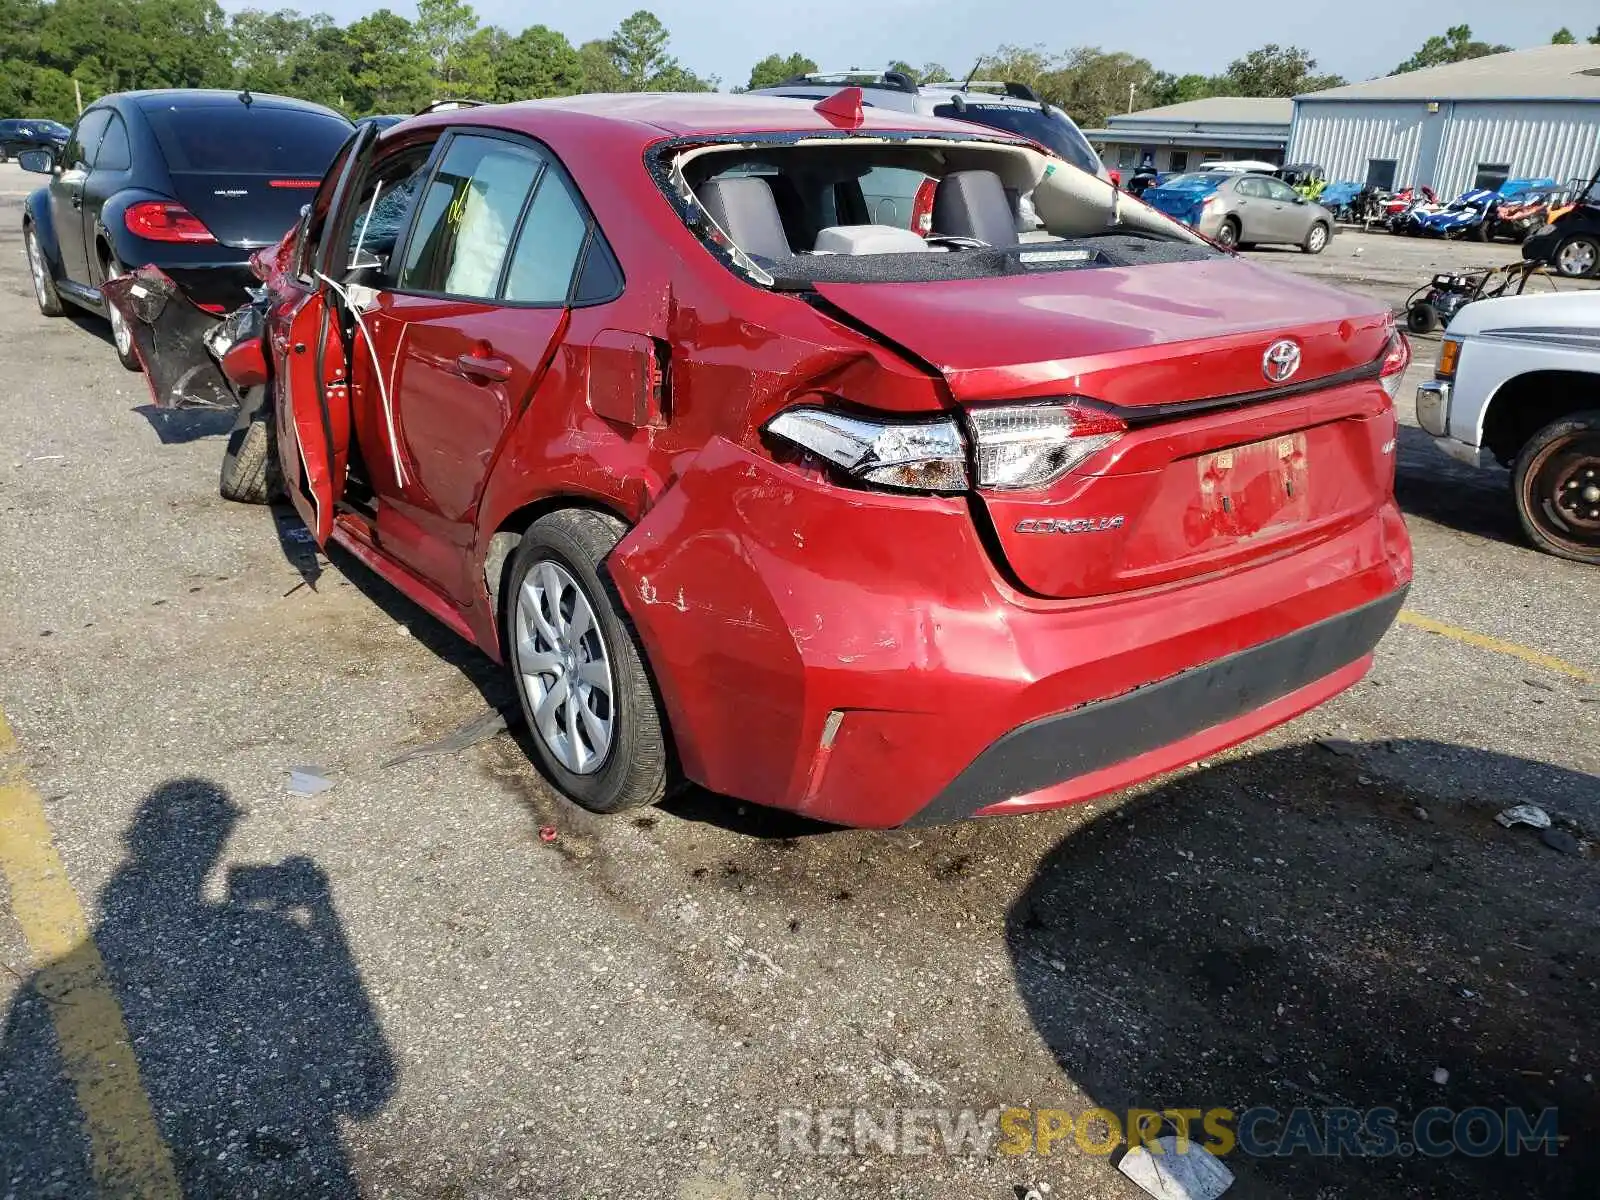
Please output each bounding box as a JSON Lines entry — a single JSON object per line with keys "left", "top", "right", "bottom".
{"left": 124, "top": 201, "right": 216, "bottom": 244}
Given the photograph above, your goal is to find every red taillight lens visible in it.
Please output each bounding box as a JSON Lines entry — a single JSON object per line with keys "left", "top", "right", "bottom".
{"left": 196, "top": 302, "right": 226, "bottom": 314}
{"left": 124, "top": 201, "right": 216, "bottom": 244}
{"left": 911, "top": 177, "right": 938, "bottom": 237}
{"left": 268, "top": 179, "right": 319, "bottom": 189}
{"left": 1378, "top": 330, "right": 1411, "bottom": 399}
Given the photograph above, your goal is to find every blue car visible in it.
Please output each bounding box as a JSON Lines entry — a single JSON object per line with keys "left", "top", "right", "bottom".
{"left": 1412, "top": 189, "right": 1501, "bottom": 240}
{"left": 1140, "top": 172, "right": 1225, "bottom": 229}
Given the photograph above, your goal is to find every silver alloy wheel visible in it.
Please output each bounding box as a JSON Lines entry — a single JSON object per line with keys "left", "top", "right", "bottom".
{"left": 515, "top": 560, "right": 615, "bottom": 775}
{"left": 25, "top": 230, "right": 48, "bottom": 308}
{"left": 105, "top": 269, "right": 133, "bottom": 356}
{"left": 1307, "top": 224, "right": 1327, "bottom": 252}
{"left": 1557, "top": 238, "right": 1597, "bottom": 277}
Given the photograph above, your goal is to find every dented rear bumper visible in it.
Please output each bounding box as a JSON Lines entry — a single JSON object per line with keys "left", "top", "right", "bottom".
{"left": 102, "top": 268, "right": 264, "bottom": 410}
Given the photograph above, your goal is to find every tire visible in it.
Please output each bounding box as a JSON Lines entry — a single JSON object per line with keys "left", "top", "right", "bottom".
{"left": 505, "top": 509, "right": 670, "bottom": 813}
{"left": 24, "top": 225, "right": 64, "bottom": 317}
{"left": 99, "top": 251, "right": 142, "bottom": 371}
{"left": 1214, "top": 217, "right": 1240, "bottom": 249}
{"left": 1553, "top": 235, "right": 1600, "bottom": 279}
{"left": 219, "top": 393, "right": 282, "bottom": 504}
{"left": 1406, "top": 302, "right": 1439, "bottom": 335}
{"left": 1469, "top": 220, "right": 1489, "bottom": 243}
{"left": 1302, "top": 222, "right": 1329, "bottom": 254}
{"left": 1511, "top": 411, "right": 1600, "bottom": 565}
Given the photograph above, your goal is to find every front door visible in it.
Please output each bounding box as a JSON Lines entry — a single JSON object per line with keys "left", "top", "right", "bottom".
{"left": 50, "top": 108, "right": 110, "bottom": 285}
{"left": 83, "top": 112, "right": 133, "bottom": 283}
{"left": 272, "top": 122, "right": 378, "bottom": 545}
{"left": 1261, "top": 177, "right": 1306, "bottom": 242}
{"left": 359, "top": 133, "right": 591, "bottom": 603}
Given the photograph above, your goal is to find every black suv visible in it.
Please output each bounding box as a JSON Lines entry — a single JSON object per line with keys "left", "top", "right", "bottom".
{"left": 0, "top": 118, "right": 69, "bottom": 162}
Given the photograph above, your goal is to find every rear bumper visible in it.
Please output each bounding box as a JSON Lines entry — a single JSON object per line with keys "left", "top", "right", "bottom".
{"left": 154, "top": 263, "right": 255, "bottom": 311}
{"left": 908, "top": 588, "right": 1404, "bottom": 825}
{"left": 610, "top": 439, "right": 1413, "bottom": 829}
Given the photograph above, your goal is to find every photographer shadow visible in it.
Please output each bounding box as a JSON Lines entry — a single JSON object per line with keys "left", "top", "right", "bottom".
{"left": 0, "top": 778, "right": 395, "bottom": 1197}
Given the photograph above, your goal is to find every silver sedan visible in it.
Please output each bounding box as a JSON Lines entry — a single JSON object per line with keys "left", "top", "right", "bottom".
{"left": 1162, "top": 172, "right": 1335, "bottom": 253}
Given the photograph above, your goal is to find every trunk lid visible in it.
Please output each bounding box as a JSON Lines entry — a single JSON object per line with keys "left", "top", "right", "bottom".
{"left": 812, "top": 258, "right": 1398, "bottom": 599}
{"left": 166, "top": 173, "right": 321, "bottom": 249}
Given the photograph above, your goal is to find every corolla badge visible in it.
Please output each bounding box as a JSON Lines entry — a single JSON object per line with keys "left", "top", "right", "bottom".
{"left": 1016, "top": 516, "right": 1126, "bottom": 534}
{"left": 1262, "top": 339, "right": 1301, "bottom": 383}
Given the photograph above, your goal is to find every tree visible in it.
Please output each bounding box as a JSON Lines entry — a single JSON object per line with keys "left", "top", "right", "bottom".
{"left": 746, "top": 51, "right": 816, "bottom": 91}
{"left": 1393, "top": 25, "right": 1511, "bottom": 74}
{"left": 1051, "top": 47, "right": 1161, "bottom": 126}
{"left": 414, "top": 0, "right": 477, "bottom": 91}
{"left": 497, "top": 25, "right": 583, "bottom": 100}
{"left": 230, "top": 8, "right": 328, "bottom": 95}
{"left": 609, "top": 9, "right": 671, "bottom": 89}
{"left": 345, "top": 8, "right": 431, "bottom": 114}
{"left": 1146, "top": 71, "right": 1221, "bottom": 107}
{"left": 1590, "top": 26, "right": 1600, "bottom": 44}
{"left": 1220, "top": 44, "right": 1342, "bottom": 97}
{"left": 1551, "top": 27, "right": 1576, "bottom": 44}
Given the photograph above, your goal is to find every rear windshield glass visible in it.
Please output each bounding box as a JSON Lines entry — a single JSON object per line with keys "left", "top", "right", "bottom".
{"left": 142, "top": 103, "right": 351, "bottom": 174}
{"left": 931, "top": 103, "right": 1099, "bottom": 176}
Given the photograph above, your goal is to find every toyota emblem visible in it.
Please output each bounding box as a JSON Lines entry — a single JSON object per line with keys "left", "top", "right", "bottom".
{"left": 1263, "top": 339, "right": 1301, "bottom": 383}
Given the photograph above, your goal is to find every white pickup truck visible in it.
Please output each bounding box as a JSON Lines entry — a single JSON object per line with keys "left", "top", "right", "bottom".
{"left": 1415, "top": 290, "right": 1600, "bottom": 564}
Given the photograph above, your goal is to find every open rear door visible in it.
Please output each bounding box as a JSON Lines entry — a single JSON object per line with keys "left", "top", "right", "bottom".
{"left": 272, "top": 122, "right": 377, "bottom": 546}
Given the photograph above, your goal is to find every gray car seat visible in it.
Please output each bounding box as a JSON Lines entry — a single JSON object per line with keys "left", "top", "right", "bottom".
{"left": 932, "top": 170, "right": 1017, "bottom": 246}
{"left": 694, "top": 177, "right": 793, "bottom": 260}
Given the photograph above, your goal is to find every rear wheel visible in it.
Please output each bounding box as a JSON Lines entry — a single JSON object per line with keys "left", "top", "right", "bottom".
{"left": 1554, "top": 235, "right": 1599, "bottom": 279}
{"left": 24, "top": 225, "right": 64, "bottom": 317}
{"left": 99, "top": 250, "right": 142, "bottom": 371}
{"left": 505, "top": 509, "right": 670, "bottom": 814}
{"left": 1511, "top": 412, "right": 1600, "bottom": 565}
{"left": 1302, "top": 222, "right": 1329, "bottom": 254}
{"left": 1214, "top": 218, "right": 1240, "bottom": 249}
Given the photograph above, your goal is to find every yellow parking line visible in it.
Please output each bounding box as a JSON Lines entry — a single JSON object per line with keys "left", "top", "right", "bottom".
{"left": 1397, "top": 610, "right": 1596, "bottom": 684}
{"left": 0, "top": 708, "right": 181, "bottom": 1198}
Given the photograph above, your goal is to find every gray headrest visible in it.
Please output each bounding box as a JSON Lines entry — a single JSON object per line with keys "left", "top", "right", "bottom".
{"left": 695, "top": 177, "right": 792, "bottom": 261}
{"left": 932, "top": 170, "right": 1018, "bottom": 247}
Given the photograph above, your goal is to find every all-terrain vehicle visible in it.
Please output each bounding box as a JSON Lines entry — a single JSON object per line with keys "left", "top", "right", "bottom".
{"left": 1523, "top": 166, "right": 1600, "bottom": 278}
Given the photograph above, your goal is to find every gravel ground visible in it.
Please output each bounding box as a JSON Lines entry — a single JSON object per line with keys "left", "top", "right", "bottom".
{"left": 0, "top": 162, "right": 1595, "bottom": 1200}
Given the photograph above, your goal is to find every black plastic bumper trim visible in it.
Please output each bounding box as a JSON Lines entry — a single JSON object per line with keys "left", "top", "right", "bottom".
{"left": 904, "top": 586, "right": 1407, "bottom": 827}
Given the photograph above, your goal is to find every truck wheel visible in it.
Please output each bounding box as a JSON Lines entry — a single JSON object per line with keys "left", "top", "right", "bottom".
{"left": 219, "top": 390, "right": 282, "bottom": 504}
{"left": 1406, "top": 302, "right": 1439, "bottom": 335}
{"left": 1511, "top": 411, "right": 1600, "bottom": 565}
{"left": 504, "top": 509, "right": 670, "bottom": 814}
{"left": 1554, "top": 235, "right": 1599, "bottom": 279}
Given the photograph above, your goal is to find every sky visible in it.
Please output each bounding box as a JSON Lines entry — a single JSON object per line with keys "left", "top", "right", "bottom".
{"left": 224, "top": 1, "right": 1600, "bottom": 92}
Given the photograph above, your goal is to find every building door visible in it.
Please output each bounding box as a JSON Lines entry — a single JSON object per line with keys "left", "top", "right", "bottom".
{"left": 1414, "top": 108, "right": 1447, "bottom": 192}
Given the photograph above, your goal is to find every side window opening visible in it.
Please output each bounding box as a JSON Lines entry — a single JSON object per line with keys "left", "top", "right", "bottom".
{"left": 502, "top": 170, "right": 590, "bottom": 304}
{"left": 344, "top": 144, "right": 436, "bottom": 280}
{"left": 96, "top": 114, "right": 131, "bottom": 171}
{"left": 65, "top": 109, "right": 111, "bottom": 171}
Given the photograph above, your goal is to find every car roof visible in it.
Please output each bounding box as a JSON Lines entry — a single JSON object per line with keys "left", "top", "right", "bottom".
{"left": 397, "top": 92, "right": 1031, "bottom": 149}
{"left": 112, "top": 89, "right": 349, "bottom": 120}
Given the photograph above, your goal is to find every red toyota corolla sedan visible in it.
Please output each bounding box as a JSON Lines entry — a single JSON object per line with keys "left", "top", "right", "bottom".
{"left": 111, "top": 92, "right": 1413, "bottom": 827}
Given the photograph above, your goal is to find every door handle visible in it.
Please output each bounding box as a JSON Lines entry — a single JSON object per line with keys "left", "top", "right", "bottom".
{"left": 70, "top": 194, "right": 82, "bottom": 209}
{"left": 455, "top": 353, "right": 511, "bottom": 383}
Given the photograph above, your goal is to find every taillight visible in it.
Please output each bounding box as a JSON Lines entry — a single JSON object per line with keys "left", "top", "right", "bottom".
{"left": 911, "top": 177, "right": 937, "bottom": 238}
{"left": 124, "top": 201, "right": 216, "bottom": 244}
{"left": 268, "top": 179, "right": 319, "bottom": 189}
{"left": 765, "top": 408, "right": 968, "bottom": 493}
{"left": 967, "top": 401, "right": 1126, "bottom": 490}
{"left": 1378, "top": 330, "right": 1411, "bottom": 400}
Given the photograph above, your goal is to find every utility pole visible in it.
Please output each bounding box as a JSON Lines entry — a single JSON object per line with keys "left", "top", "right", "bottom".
{"left": 74, "top": 78, "right": 83, "bottom": 115}
{"left": 1128, "top": 82, "right": 1136, "bottom": 113}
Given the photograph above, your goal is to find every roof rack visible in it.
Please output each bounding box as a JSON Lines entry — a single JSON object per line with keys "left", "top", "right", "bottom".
{"left": 776, "top": 69, "right": 918, "bottom": 94}
{"left": 920, "top": 79, "right": 1043, "bottom": 104}
{"left": 413, "top": 98, "right": 489, "bottom": 114}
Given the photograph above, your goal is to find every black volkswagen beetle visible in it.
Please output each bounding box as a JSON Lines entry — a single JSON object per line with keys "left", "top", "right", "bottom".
{"left": 20, "top": 89, "right": 352, "bottom": 369}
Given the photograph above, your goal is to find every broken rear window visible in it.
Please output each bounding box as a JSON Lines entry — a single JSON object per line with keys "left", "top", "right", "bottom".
{"left": 665, "top": 137, "right": 1210, "bottom": 288}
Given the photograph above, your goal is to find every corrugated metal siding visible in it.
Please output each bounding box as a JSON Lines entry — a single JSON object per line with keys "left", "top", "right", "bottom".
{"left": 1287, "top": 102, "right": 1429, "bottom": 185}
{"left": 1289, "top": 99, "right": 1600, "bottom": 194}
{"left": 1433, "top": 102, "right": 1600, "bottom": 196}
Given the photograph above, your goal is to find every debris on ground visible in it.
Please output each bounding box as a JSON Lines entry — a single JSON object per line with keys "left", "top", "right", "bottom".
{"left": 287, "top": 766, "right": 334, "bottom": 797}
{"left": 1316, "top": 737, "right": 1361, "bottom": 759}
{"left": 1432, "top": 1067, "right": 1450, "bottom": 1085}
{"left": 382, "top": 708, "right": 511, "bottom": 768}
{"left": 538, "top": 826, "right": 559, "bottom": 843}
{"left": 1017, "top": 1185, "right": 1052, "bottom": 1200}
{"left": 1117, "top": 1138, "right": 1232, "bottom": 1199}
{"left": 1540, "top": 828, "right": 1582, "bottom": 856}
{"left": 1495, "top": 804, "right": 1551, "bottom": 830}
{"left": 1413, "top": 806, "right": 1430, "bottom": 822}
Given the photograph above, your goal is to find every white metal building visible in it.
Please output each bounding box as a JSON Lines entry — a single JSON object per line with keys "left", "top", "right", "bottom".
{"left": 1287, "top": 44, "right": 1600, "bottom": 196}
{"left": 1083, "top": 98, "right": 1292, "bottom": 174}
